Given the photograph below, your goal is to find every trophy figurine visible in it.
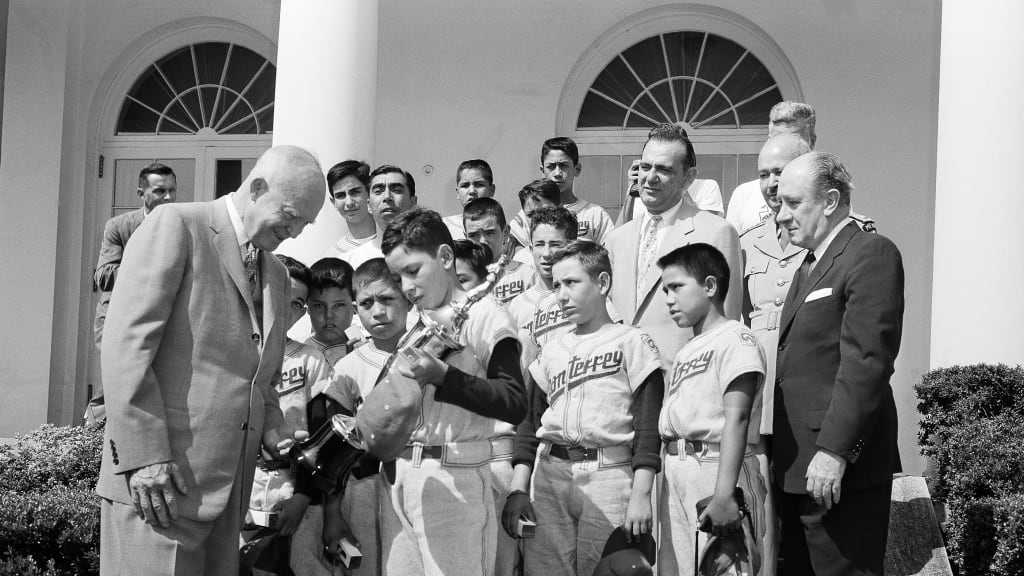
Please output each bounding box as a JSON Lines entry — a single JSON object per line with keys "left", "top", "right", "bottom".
{"left": 288, "top": 413, "right": 366, "bottom": 495}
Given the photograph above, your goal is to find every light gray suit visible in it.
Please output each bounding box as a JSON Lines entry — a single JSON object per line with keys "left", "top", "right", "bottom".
{"left": 605, "top": 199, "right": 743, "bottom": 364}
{"left": 97, "top": 196, "right": 287, "bottom": 574}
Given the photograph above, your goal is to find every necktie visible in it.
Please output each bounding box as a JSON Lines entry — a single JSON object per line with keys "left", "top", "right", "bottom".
{"left": 793, "top": 251, "right": 816, "bottom": 296}
{"left": 636, "top": 215, "right": 662, "bottom": 301}
{"left": 243, "top": 242, "right": 260, "bottom": 295}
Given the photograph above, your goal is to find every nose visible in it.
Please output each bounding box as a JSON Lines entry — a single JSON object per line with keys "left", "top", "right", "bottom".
{"left": 288, "top": 221, "right": 306, "bottom": 238}
{"left": 777, "top": 206, "right": 792, "bottom": 224}
{"left": 767, "top": 174, "right": 780, "bottom": 190}
{"left": 401, "top": 276, "right": 416, "bottom": 298}
{"left": 371, "top": 300, "right": 386, "bottom": 318}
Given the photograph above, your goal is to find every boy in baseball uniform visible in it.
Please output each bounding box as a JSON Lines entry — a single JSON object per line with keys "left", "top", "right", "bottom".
{"left": 656, "top": 243, "right": 768, "bottom": 575}
{"left": 379, "top": 208, "right": 527, "bottom": 576}
{"left": 323, "top": 258, "right": 414, "bottom": 575}
{"left": 462, "top": 197, "right": 531, "bottom": 303}
{"left": 503, "top": 240, "right": 664, "bottom": 576}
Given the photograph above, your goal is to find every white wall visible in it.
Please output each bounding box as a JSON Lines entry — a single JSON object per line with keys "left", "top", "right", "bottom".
{"left": 0, "top": 0, "right": 70, "bottom": 437}
{"left": 374, "top": 0, "right": 940, "bottom": 473}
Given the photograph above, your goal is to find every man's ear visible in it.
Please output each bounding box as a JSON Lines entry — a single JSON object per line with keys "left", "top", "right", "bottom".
{"left": 823, "top": 188, "right": 841, "bottom": 216}
{"left": 574, "top": 162, "right": 582, "bottom": 177}
{"left": 683, "top": 167, "right": 698, "bottom": 191}
{"left": 137, "top": 188, "right": 144, "bottom": 198}
{"left": 410, "top": 196, "right": 418, "bottom": 207}
{"left": 250, "top": 177, "right": 269, "bottom": 201}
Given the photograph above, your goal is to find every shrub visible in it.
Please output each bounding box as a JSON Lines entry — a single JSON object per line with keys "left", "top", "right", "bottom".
{"left": 916, "top": 364, "right": 1024, "bottom": 576}
{"left": 0, "top": 424, "right": 102, "bottom": 576}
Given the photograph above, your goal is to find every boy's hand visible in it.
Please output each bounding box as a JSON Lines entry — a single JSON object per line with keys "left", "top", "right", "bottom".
{"left": 262, "top": 427, "right": 310, "bottom": 461}
{"left": 397, "top": 348, "right": 449, "bottom": 386}
{"left": 698, "top": 494, "right": 743, "bottom": 536}
{"left": 275, "top": 493, "right": 311, "bottom": 537}
{"left": 500, "top": 491, "right": 536, "bottom": 539}
{"left": 624, "top": 490, "right": 653, "bottom": 541}
{"left": 322, "top": 509, "right": 358, "bottom": 558}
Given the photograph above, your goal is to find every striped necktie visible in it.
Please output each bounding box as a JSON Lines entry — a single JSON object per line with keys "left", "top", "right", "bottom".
{"left": 243, "top": 242, "right": 260, "bottom": 295}
{"left": 636, "top": 215, "right": 662, "bottom": 301}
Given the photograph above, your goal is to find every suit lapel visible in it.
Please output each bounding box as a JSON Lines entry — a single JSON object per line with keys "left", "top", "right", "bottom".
{"left": 632, "top": 203, "right": 697, "bottom": 325}
{"left": 779, "top": 222, "right": 858, "bottom": 337}
{"left": 210, "top": 199, "right": 259, "bottom": 330}
{"left": 614, "top": 219, "right": 643, "bottom": 317}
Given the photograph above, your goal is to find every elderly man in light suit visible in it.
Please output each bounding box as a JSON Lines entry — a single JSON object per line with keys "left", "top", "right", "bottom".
{"left": 606, "top": 124, "right": 742, "bottom": 365}
{"left": 97, "top": 146, "right": 326, "bottom": 575}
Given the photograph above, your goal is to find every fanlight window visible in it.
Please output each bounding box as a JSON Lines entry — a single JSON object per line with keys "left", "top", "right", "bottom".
{"left": 117, "top": 42, "right": 275, "bottom": 135}
{"left": 577, "top": 31, "right": 782, "bottom": 130}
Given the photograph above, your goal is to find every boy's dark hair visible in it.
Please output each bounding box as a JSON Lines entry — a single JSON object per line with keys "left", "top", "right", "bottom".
{"left": 327, "top": 159, "right": 370, "bottom": 191}
{"left": 657, "top": 243, "right": 730, "bottom": 303}
{"left": 310, "top": 257, "right": 355, "bottom": 298}
{"left": 370, "top": 164, "right": 416, "bottom": 197}
{"left": 541, "top": 137, "right": 580, "bottom": 166}
{"left": 454, "top": 239, "right": 491, "bottom": 280}
{"left": 529, "top": 206, "right": 578, "bottom": 240}
{"left": 551, "top": 240, "right": 612, "bottom": 285}
{"left": 381, "top": 208, "right": 453, "bottom": 257}
{"left": 518, "top": 179, "right": 562, "bottom": 208}
{"left": 456, "top": 159, "right": 494, "bottom": 185}
{"left": 138, "top": 162, "right": 175, "bottom": 188}
{"left": 463, "top": 197, "right": 507, "bottom": 229}
{"left": 353, "top": 257, "right": 403, "bottom": 298}
{"left": 646, "top": 123, "right": 697, "bottom": 170}
{"left": 275, "top": 254, "right": 312, "bottom": 289}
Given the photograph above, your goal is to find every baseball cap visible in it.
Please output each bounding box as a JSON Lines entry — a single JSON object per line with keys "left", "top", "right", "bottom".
{"left": 592, "top": 526, "right": 656, "bottom": 576}
{"left": 355, "top": 364, "right": 422, "bottom": 462}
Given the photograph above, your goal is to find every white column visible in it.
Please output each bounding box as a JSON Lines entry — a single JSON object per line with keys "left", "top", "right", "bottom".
{"left": 931, "top": 0, "right": 1024, "bottom": 367}
{"left": 273, "top": 0, "right": 379, "bottom": 264}
{"left": 0, "top": 0, "right": 70, "bottom": 436}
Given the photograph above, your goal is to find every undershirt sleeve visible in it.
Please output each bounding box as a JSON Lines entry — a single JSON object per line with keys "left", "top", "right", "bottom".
{"left": 630, "top": 369, "right": 665, "bottom": 472}
{"left": 433, "top": 337, "right": 527, "bottom": 425}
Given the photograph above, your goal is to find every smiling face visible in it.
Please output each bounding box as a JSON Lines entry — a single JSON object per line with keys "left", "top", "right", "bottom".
{"left": 530, "top": 223, "right": 570, "bottom": 282}
{"left": 637, "top": 139, "right": 696, "bottom": 215}
{"left": 308, "top": 286, "right": 355, "bottom": 345}
{"left": 330, "top": 175, "right": 371, "bottom": 226}
{"left": 139, "top": 173, "right": 177, "bottom": 213}
{"left": 552, "top": 256, "right": 608, "bottom": 328}
{"left": 661, "top": 265, "right": 714, "bottom": 329}
{"left": 369, "top": 171, "right": 416, "bottom": 229}
{"left": 540, "top": 150, "right": 580, "bottom": 196}
{"left": 244, "top": 186, "right": 320, "bottom": 251}
{"left": 384, "top": 244, "right": 454, "bottom": 310}
{"left": 354, "top": 279, "right": 410, "bottom": 345}
{"left": 456, "top": 168, "right": 495, "bottom": 206}
{"left": 757, "top": 134, "right": 808, "bottom": 214}
{"left": 464, "top": 214, "right": 507, "bottom": 264}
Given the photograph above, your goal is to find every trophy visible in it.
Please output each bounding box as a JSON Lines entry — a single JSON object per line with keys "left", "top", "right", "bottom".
{"left": 288, "top": 413, "right": 366, "bottom": 495}
{"left": 355, "top": 243, "right": 514, "bottom": 462}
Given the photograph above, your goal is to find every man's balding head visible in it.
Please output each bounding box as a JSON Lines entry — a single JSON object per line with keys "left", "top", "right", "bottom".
{"left": 776, "top": 152, "right": 853, "bottom": 250}
{"left": 238, "top": 145, "right": 326, "bottom": 250}
{"left": 769, "top": 101, "right": 817, "bottom": 148}
{"left": 758, "top": 133, "right": 813, "bottom": 213}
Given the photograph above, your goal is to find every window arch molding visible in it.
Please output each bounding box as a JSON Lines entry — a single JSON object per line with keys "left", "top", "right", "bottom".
{"left": 94, "top": 17, "right": 277, "bottom": 144}
{"left": 556, "top": 4, "right": 803, "bottom": 151}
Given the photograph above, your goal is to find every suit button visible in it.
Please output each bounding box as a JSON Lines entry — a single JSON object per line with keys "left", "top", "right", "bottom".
{"left": 774, "top": 297, "right": 783, "bottom": 306}
{"left": 240, "top": 422, "right": 248, "bottom": 430}
{"left": 252, "top": 333, "right": 260, "bottom": 341}
{"left": 776, "top": 278, "right": 786, "bottom": 286}
{"left": 775, "top": 378, "right": 784, "bottom": 385}
{"left": 779, "top": 260, "right": 788, "bottom": 268}
{"left": 778, "top": 343, "right": 786, "bottom": 351}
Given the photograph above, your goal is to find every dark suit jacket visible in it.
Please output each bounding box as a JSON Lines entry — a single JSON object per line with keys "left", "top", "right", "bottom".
{"left": 605, "top": 199, "right": 742, "bottom": 365}
{"left": 773, "top": 221, "right": 904, "bottom": 494}
{"left": 93, "top": 208, "right": 146, "bottom": 343}
{"left": 96, "top": 197, "right": 287, "bottom": 521}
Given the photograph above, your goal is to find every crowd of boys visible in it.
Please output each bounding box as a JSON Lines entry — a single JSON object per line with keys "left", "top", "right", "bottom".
{"left": 96, "top": 101, "right": 903, "bottom": 576}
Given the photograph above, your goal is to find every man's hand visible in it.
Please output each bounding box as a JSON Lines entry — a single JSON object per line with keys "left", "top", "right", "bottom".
{"left": 500, "top": 491, "right": 536, "bottom": 539}
{"left": 263, "top": 427, "right": 310, "bottom": 461}
{"left": 806, "top": 449, "right": 847, "bottom": 510}
{"left": 275, "top": 493, "right": 311, "bottom": 537}
{"left": 624, "top": 489, "right": 653, "bottom": 541}
{"left": 698, "top": 494, "right": 743, "bottom": 536}
{"left": 627, "top": 159, "right": 641, "bottom": 191}
{"left": 397, "top": 348, "right": 449, "bottom": 387}
{"left": 128, "top": 461, "right": 188, "bottom": 528}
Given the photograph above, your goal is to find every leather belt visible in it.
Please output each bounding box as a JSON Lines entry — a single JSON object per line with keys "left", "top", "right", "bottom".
{"left": 548, "top": 443, "right": 600, "bottom": 462}
{"left": 664, "top": 439, "right": 719, "bottom": 455}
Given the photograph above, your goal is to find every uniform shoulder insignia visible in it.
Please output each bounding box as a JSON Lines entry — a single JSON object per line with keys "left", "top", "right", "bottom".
{"left": 640, "top": 332, "right": 660, "bottom": 354}
{"left": 850, "top": 211, "right": 877, "bottom": 233}
{"left": 737, "top": 330, "right": 758, "bottom": 347}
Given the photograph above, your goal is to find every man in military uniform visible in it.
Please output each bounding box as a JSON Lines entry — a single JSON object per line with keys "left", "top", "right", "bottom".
{"left": 740, "top": 133, "right": 875, "bottom": 576}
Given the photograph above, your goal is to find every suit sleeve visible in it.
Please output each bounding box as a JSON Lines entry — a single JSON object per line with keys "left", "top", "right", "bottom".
{"left": 101, "top": 209, "right": 186, "bottom": 474}
{"left": 816, "top": 238, "right": 904, "bottom": 461}
{"left": 94, "top": 218, "right": 126, "bottom": 291}
{"left": 260, "top": 267, "right": 288, "bottom": 434}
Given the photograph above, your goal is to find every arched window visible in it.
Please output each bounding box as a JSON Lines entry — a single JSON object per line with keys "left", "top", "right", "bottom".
{"left": 116, "top": 42, "right": 275, "bottom": 135}
{"left": 577, "top": 32, "right": 782, "bottom": 131}
{"left": 559, "top": 7, "right": 801, "bottom": 217}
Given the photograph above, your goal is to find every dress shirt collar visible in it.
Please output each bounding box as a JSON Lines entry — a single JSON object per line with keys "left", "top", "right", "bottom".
{"left": 813, "top": 216, "right": 852, "bottom": 264}
{"left": 640, "top": 193, "right": 688, "bottom": 231}
{"left": 224, "top": 195, "right": 251, "bottom": 248}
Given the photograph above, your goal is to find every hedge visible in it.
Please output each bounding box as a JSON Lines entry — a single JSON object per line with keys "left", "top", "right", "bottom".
{"left": 916, "top": 364, "right": 1024, "bottom": 575}
{"left": 0, "top": 424, "right": 102, "bottom": 576}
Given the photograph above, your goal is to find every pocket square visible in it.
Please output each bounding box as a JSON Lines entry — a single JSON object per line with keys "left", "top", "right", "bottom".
{"left": 805, "top": 288, "right": 833, "bottom": 302}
